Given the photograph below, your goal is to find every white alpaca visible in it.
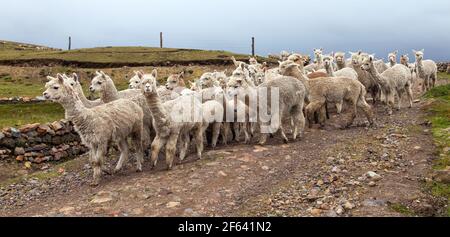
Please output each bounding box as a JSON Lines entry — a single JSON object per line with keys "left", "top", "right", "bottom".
{"left": 323, "top": 55, "right": 358, "bottom": 80}
{"left": 128, "top": 69, "right": 158, "bottom": 89}
{"left": 43, "top": 75, "right": 144, "bottom": 185}
{"left": 89, "top": 71, "right": 153, "bottom": 149}
{"left": 141, "top": 77, "right": 204, "bottom": 169}
{"left": 413, "top": 49, "right": 437, "bottom": 92}
{"left": 361, "top": 55, "right": 413, "bottom": 115}
{"left": 387, "top": 50, "right": 398, "bottom": 67}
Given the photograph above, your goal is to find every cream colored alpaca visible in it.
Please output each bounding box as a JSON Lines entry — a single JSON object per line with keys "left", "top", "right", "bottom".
{"left": 413, "top": 49, "right": 437, "bottom": 92}
{"left": 44, "top": 75, "right": 144, "bottom": 186}
{"left": 141, "top": 77, "right": 204, "bottom": 169}
{"left": 128, "top": 69, "right": 157, "bottom": 89}
{"left": 89, "top": 71, "right": 153, "bottom": 149}
{"left": 361, "top": 55, "right": 413, "bottom": 115}
{"left": 323, "top": 55, "right": 358, "bottom": 80}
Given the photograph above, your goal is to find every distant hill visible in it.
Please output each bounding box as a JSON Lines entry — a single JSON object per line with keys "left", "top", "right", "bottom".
{"left": 0, "top": 40, "right": 274, "bottom": 68}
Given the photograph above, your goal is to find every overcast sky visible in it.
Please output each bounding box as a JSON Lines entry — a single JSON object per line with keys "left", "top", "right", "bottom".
{"left": 1, "top": 0, "right": 449, "bottom": 60}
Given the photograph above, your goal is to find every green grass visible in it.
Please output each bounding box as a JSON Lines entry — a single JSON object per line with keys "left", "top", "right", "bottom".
{"left": 0, "top": 102, "right": 64, "bottom": 128}
{"left": 0, "top": 80, "right": 46, "bottom": 98}
{"left": 0, "top": 40, "right": 270, "bottom": 66}
{"left": 423, "top": 83, "right": 450, "bottom": 216}
{"left": 438, "top": 72, "right": 450, "bottom": 81}
{"left": 389, "top": 203, "right": 415, "bottom": 216}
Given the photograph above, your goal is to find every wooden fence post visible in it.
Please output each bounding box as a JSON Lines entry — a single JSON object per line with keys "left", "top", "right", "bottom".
{"left": 68, "top": 36, "right": 71, "bottom": 50}
{"left": 160, "top": 32, "right": 163, "bottom": 48}
{"left": 251, "top": 37, "right": 255, "bottom": 56}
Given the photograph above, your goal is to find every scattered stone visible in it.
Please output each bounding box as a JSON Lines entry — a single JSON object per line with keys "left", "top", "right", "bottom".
{"left": 344, "top": 201, "right": 355, "bottom": 210}
{"left": 91, "top": 191, "right": 116, "bottom": 204}
{"left": 310, "top": 208, "right": 322, "bottom": 216}
{"left": 218, "top": 171, "right": 228, "bottom": 177}
{"left": 14, "top": 147, "right": 25, "bottom": 155}
{"left": 366, "top": 171, "right": 382, "bottom": 181}
{"left": 262, "top": 166, "right": 269, "bottom": 171}
{"left": 166, "top": 201, "right": 181, "bottom": 208}
{"left": 368, "top": 181, "right": 377, "bottom": 187}
{"left": 335, "top": 205, "right": 344, "bottom": 215}
{"left": 413, "top": 146, "right": 421, "bottom": 150}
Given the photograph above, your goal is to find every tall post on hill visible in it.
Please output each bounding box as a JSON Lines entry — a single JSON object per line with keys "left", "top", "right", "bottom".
{"left": 251, "top": 37, "right": 255, "bottom": 56}
{"left": 68, "top": 36, "right": 71, "bottom": 50}
{"left": 160, "top": 32, "right": 163, "bottom": 48}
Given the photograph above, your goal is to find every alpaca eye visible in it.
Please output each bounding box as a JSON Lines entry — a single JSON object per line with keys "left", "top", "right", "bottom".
{"left": 53, "top": 86, "right": 59, "bottom": 90}
{"left": 97, "top": 81, "right": 102, "bottom": 85}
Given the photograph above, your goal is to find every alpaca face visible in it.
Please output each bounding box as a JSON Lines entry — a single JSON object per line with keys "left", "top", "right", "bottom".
{"left": 287, "top": 54, "right": 305, "bottom": 65}
{"left": 400, "top": 54, "right": 409, "bottom": 65}
{"left": 360, "top": 56, "right": 374, "bottom": 71}
{"left": 278, "top": 60, "right": 299, "bottom": 75}
{"left": 165, "top": 73, "right": 184, "bottom": 90}
{"left": 349, "top": 51, "right": 362, "bottom": 65}
{"left": 323, "top": 55, "right": 334, "bottom": 68}
{"left": 249, "top": 57, "right": 258, "bottom": 65}
{"left": 129, "top": 69, "right": 157, "bottom": 89}
{"left": 334, "top": 52, "right": 346, "bottom": 64}
{"left": 89, "top": 72, "right": 108, "bottom": 93}
{"left": 141, "top": 77, "right": 157, "bottom": 94}
{"left": 388, "top": 51, "right": 398, "bottom": 64}
{"left": 313, "top": 48, "right": 323, "bottom": 60}
{"left": 413, "top": 49, "right": 424, "bottom": 62}
{"left": 43, "top": 75, "right": 72, "bottom": 102}
{"left": 199, "top": 72, "right": 216, "bottom": 88}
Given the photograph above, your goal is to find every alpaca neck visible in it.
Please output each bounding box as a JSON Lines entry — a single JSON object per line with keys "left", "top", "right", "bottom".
{"left": 325, "top": 64, "right": 335, "bottom": 77}
{"left": 336, "top": 61, "right": 345, "bottom": 70}
{"left": 144, "top": 92, "right": 169, "bottom": 128}
{"left": 59, "top": 94, "right": 88, "bottom": 122}
{"left": 390, "top": 60, "right": 396, "bottom": 67}
{"left": 75, "top": 84, "right": 95, "bottom": 107}
{"left": 101, "top": 79, "right": 120, "bottom": 103}
{"left": 367, "top": 64, "right": 387, "bottom": 88}
{"left": 285, "top": 67, "right": 310, "bottom": 90}
{"left": 316, "top": 55, "right": 323, "bottom": 65}
{"left": 416, "top": 59, "right": 426, "bottom": 78}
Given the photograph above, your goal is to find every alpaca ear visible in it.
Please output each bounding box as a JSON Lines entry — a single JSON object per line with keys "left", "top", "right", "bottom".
{"left": 178, "top": 72, "right": 184, "bottom": 79}
{"left": 394, "top": 50, "right": 398, "bottom": 55}
{"left": 72, "top": 73, "right": 79, "bottom": 82}
{"left": 412, "top": 49, "right": 417, "bottom": 53}
{"left": 57, "top": 74, "right": 65, "bottom": 83}
{"left": 95, "top": 71, "right": 102, "bottom": 76}
{"left": 137, "top": 71, "right": 144, "bottom": 79}
{"left": 151, "top": 69, "right": 157, "bottom": 78}
{"left": 420, "top": 49, "right": 424, "bottom": 53}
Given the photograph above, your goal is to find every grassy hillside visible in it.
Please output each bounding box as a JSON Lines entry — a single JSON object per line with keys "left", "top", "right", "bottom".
{"left": 0, "top": 40, "right": 271, "bottom": 67}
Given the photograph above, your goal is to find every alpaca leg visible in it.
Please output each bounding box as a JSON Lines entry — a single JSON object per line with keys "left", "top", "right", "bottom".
{"left": 150, "top": 135, "right": 166, "bottom": 168}
{"left": 386, "top": 92, "right": 395, "bottom": 115}
{"left": 179, "top": 132, "right": 190, "bottom": 161}
{"left": 233, "top": 122, "right": 241, "bottom": 142}
{"left": 357, "top": 97, "right": 374, "bottom": 126}
{"left": 406, "top": 84, "right": 413, "bottom": 108}
{"left": 221, "top": 123, "right": 229, "bottom": 145}
{"left": 258, "top": 121, "right": 270, "bottom": 145}
{"left": 165, "top": 133, "right": 179, "bottom": 170}
{"left": 91, "top": 146, "right": 106, "bottom": 186}
{"left": 292, "top": 106, "right": 305, "bottom": 140}
{"left": 431, "top": 72, "right": 437, "bottom": 88}
{"left": 194, "top": 125, "right": 204, "bottom": 159}
{"left": 114, "top": 140, "right": 129, "bottom": 173}
{"left": 336, "top": 101, "right": 343, "bottom": 114}
{"left": 211, "top": 122, "right": 221, "bottom": 148}
{"left": 345, "top": 99, "right": 357, "bottom": 128}
{"left": 396, "top": 90, "right": 403, "bottom": 111}
{"left": 132, "top": 128, "right": 144, "bottom": 172}
{"left": 242, "top": 122, "right": 251, "bottom": 144}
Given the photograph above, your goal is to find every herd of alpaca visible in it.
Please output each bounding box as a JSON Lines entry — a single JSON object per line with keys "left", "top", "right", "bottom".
{"left": 42, "top": 49, "right": 436, "bottom": 185}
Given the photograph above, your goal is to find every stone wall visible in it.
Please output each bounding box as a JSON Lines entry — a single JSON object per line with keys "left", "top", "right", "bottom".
{"left": 0, "top": 120, "right": 87, "bottom": 163}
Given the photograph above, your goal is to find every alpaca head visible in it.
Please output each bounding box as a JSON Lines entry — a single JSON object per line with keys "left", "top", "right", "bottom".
{"left": 212, "top": 70, "right": 228, "bottom": 89}
{"left": 313, "top": 48, "right": 323, "bottom": 60}
{"left": 43, "top": 74, "right": 77, "bottom": 103}
{"left": 349, "top": 51, "right": 363, "bottom": 65}
{"left": 413, "top": 49, "right": 425, "bottom": 62}
{"left": 278, "top": 60, "right": 300, "bottom": 76}
{"left": 360, "top": 55, "right": 376, "bottom": 71}
{"left": 400, "top": 54, "right": 409, "bottom": 65}
{"left": 199, "top": 72, "right": 216, "bottom": 89}
{"left": 227, "top": 64, "right": 251, "bottom": 96}
{"left": 165, "top": 72, "right": 185, "bottom": 90}
{"left": 322, "top": 55, "right": 334, "bottom": 69}
{"left": 249, "top": 57, "right": 258, "bottom": 65}
{"left": 128, "top": 69, "right": 157, "bottom": 89}
{"left": 334, "top": 52, "right": 346, "bottom": 64}
{"left": 89, "top": 71, "right": 111, "bottom": 93}
{"left": 280, "top": 50, "right": 291, "bottom": 61}
{"left": 388, "top": 50, "right": 398, "bottom": 64}
{"left": 141, "top": 75, "right": 158, "bottom": 95}
{"left": 287, "top": 54, "right": 305, "bottom": 65}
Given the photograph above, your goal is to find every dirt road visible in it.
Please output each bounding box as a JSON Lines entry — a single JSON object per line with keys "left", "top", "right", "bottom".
{"left": 0, "top": 84, "right": 447, "bottom": 217}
